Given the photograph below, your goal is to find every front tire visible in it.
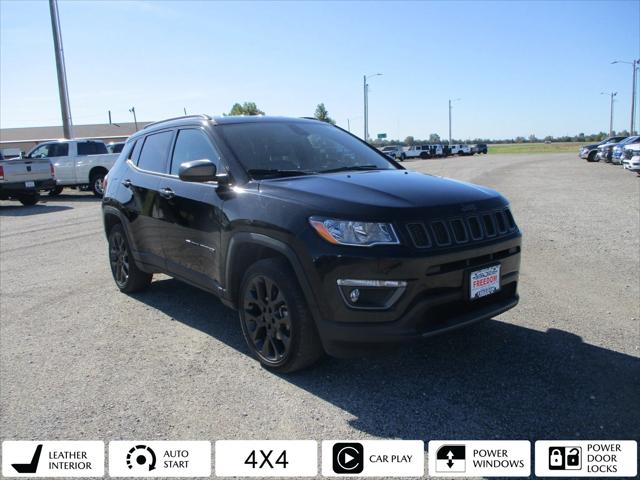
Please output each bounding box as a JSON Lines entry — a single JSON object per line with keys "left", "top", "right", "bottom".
{"left": 239, "top": 258, "right": 323, "bottom": 372}
{"left": 587, "top": 151, "right": 597, "bottom": 162}
{"left": 108, "top": 224, "right": 152, "bottom": 293}
{"left": 49, "top": 186, "right": 64, "bottom": 196}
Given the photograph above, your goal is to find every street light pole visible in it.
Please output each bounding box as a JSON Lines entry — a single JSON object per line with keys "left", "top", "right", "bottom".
{"left": 48, "top": 0, "right": 73, "bottom": 139}
{"left": 363, "top": 73, "right": 382, "bottom": 142}
{"left": 129, "top": 107, "right": 138, "bottom": 131}
{"left": 612, "top": 59, "right": 640, "bottom": 135}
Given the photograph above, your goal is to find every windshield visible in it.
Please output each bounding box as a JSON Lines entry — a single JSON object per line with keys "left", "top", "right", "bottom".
{"left": 217, "top": 121, "right": 397, "bottom": 179}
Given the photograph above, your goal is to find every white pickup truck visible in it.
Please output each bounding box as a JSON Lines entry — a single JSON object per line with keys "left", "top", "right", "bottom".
{"left": 448, "top": 144, "right": 473, "bottom": 156}
{"left": 25, "top": 139, "right": 119, "bottom": 197}
{"left": 0, "top": 151, "right": 56, "bottom": 205}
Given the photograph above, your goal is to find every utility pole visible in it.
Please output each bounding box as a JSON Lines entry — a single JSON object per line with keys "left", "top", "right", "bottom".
{"left": 48, "top": 0, "right": 73, "bottom": 139}
{"left": 601, "top": 92, "right": 617, "bottom": 136}
{"left": 612, "top": 59, "right": 640, "bottom": 135}
{"left": 129, "top": 107, "right": 138, "bottom": 131}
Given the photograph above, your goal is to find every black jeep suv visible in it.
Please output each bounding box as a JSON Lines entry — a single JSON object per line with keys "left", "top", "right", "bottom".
{"left": 102, "top": 115, "right": 521, "bottom": 372}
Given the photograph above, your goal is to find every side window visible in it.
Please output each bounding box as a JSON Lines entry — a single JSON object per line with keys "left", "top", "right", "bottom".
{"left": 30, "top": 144, "right": 50, "bottom": 158}
{"left": 119, "top": 141, "right": 136, "bottom": 161}
{"left": 77, "top": 141, "right": 107, "bottom": 155}
{"left": 137, "top": 130, "right": 174, "bottom": 173}
{"left": 48, "top": 143, "right": 69, "bottom": 157}
{"left": 170, "top": 129, "right": 220, "bottom": 176}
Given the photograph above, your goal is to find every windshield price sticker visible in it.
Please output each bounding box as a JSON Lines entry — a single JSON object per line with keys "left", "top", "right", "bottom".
{"left": 108, "top": 441, "right": 210, "bottom": 477}
{"left": 2, "top": 441, "right": 104, "bottom": 478}
{"left": 214, "top": 440, "right": 317, "bottom": 477}
{"left": 428, "top": 440, "right": 530, "bottom": 477}
{"left": 535, "top": 440, "right": 637, "bottom": 477}
{"left": 321, "top": 440, "right": 424, "bottom": 477}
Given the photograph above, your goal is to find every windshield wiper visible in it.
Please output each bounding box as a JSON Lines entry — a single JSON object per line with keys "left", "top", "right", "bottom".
{"left": 247, "top": 169, "right": 317, "bottom": 179}
{"left": 319, "top": 165, "right": 383, "bottom": 174}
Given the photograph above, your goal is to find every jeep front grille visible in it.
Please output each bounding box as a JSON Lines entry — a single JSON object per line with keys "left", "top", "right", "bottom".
{"left": 406, "top": 208, "right": 518, "bottom": 249}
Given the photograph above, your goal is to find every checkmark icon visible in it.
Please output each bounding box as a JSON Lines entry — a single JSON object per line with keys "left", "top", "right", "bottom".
{"left": 12, "top": 444, "right": 43, "bottom": 474}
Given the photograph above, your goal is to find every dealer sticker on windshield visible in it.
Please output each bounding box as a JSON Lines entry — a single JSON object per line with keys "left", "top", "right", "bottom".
{"left": 470, "top": 264, "right": 501, "bottom": 300}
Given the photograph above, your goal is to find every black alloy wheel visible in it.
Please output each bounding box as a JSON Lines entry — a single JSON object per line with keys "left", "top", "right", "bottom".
{"left": 242, "top": 274, "right": 292, "bottom": 365}
{"left": 109, "top": 229, "right": 130, "bottom": 288}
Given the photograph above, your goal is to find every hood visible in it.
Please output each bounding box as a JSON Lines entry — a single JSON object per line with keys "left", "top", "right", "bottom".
{"left": 258, "top": 170, "right": 503, "bottom": 214}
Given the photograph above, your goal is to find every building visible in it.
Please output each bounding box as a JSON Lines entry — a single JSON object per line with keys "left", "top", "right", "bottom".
{"left": 0, "top": 121, "right": 152, "bottom": 154}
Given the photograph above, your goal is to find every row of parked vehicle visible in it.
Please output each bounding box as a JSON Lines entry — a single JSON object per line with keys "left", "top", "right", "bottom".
{"left": 380, "top": 143, "right": 488, "bottom": 161}
{"left": 0, "top": 139, "right": 124, "bottom": 206}
{"left": 579, "top": 135, "right": 640, "bottom": 174}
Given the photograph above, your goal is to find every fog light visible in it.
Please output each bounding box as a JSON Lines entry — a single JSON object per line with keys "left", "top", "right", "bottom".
{"left": 349, "top": 288, "right": 360, "bottom": 303}
{"left": 336, "top": 279, "right": 407, "bottom": 310}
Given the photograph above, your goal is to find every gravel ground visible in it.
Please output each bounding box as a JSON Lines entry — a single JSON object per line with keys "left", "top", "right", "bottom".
{"left": 1, "top": 153, "right": 638, "bottom": 476}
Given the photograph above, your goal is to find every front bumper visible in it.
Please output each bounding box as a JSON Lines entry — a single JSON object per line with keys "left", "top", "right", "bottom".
{"left": 0, "top": 178, "right": 56, "bottom": 194}
{"left": 306, "top": 234, "right": 522, "bottom": 356}
{"left": 623, "top": 158, "right": 640, "bottom": 171}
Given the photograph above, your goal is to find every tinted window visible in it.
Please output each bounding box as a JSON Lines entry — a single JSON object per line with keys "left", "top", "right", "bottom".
{"left": 170, "top": 129, "right": 220, "bottom": 175}
{"left": 77, "top": 141, "right": 108, "bottom": 155}
{"left": 137, "top": 131, "right": 174, "bottom": 173}
{"left": 48, "top": 143, "right": 69, "bottom": 157}
{"left": 218, "top": 121, "right": 395, "bottom": 177}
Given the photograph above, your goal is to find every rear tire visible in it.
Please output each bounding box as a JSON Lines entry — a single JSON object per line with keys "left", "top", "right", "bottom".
{"left": 90, "top": 170, "right": 107, "bottom": 197}
{"left": 108, "top": 224, "right": 152, "bottom": 293}
{"left": 49, "top": 186, "right": 64, "bottom": 196}
{"left": 239, "top": 258, "right": 324, "bottom": 372}
{"left": 18, "top": 193, "right": 39, "bottom": 206}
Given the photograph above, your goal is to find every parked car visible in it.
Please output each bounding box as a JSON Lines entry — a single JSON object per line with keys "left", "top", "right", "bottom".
{"left": 404, "top": 145, "right": 433, "bottom": 159}
{"left": 472, "top": 143, "right": 488, "bottom": 154}
{"left": 596, "top": 136, "right": 628, "bottom": 163}
{"left": 622, "top": 143, "right": 640, "bottom": 173}
{"left": 611, "top": 136, "right": 640, "bottom": 165}
{"left": 25, "top": 139, "right": 119, "bottom": 197}
{"left": 0, "top": 150, "right": 56, "bottom": 206}
{"left": 102, "top": 115, "right": 522, "bottom": 372}
{"left": 380, "top": 145, "right": 405, "bottom": 161}
{"left": 579, "top": 136, "right": 626, "bottom": 162}
{"left": 449, "top": 144, "right": 473, "bottom": 156}
{"left": 107, "top": 142, "right": 126, "bottom": 154}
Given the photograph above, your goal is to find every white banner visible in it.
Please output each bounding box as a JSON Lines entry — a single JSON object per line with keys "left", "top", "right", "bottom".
{"left": 535, "top": 440, "right": 637, "bottom": 477}
{"left": 2, "top": 441, "right": 104, "bottom": 478}
{"left": 214, "top": 440, "right": 317, "bottom": 477}
{"left": 108, "top": 441, "right": 210, "bottom": 477}
{"left": 428, "top": 440, "right": 530, "bottom": 477}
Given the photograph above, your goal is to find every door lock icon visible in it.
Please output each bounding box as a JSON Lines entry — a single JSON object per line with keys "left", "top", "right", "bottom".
{"left": 549, "top": 446, "right": 582, "bottom": 470}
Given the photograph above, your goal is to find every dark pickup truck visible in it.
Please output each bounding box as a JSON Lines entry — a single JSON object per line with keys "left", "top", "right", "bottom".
{"left": 102, "top": 115, "right": 522, "bottom": 372}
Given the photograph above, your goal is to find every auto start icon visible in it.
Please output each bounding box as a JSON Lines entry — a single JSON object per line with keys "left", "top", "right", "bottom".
{"left": 126, "top": 445, "right": 157, "bottom": 471}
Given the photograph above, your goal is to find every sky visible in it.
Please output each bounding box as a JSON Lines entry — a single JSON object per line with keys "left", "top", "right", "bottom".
{"left": 1, "top": 0, "right": 639, "bottom": 140}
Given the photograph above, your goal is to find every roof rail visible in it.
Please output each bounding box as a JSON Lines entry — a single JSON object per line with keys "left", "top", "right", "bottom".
{"left": 300, "top": 117, "right": 317, "bottom": 120}
{"left": 143, "top": 114, "right": 212, "bottom": 129}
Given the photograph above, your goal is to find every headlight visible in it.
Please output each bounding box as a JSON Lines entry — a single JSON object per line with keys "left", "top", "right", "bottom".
{"left": 309, "top": 216, "right": 399, "bottom": 246}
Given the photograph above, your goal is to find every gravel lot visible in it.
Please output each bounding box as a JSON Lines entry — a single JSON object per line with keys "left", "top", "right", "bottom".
{"left": 1, "top": 153, "right": 638, "bottom": 472}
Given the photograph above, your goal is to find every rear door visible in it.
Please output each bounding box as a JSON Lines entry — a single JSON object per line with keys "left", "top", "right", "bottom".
{"left": 158, "top": 127, "right": 225, "bottom": 288}
{"left": 123, "top": 129, "right": 175, "bottom": 266}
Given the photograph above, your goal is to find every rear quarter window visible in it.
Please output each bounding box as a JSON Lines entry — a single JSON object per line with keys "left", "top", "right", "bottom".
{"left": 78, "top": 141, "right": 108, "bottom": 155}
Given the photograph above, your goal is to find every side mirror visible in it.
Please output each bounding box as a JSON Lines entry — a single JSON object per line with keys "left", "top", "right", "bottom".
{"left": 178, "top": 159, "right": 217, "bottom": 182}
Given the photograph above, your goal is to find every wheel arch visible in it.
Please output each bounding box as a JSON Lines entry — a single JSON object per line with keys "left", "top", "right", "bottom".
{"left": 224, "top": 233, "right": 320, "bottom": 318}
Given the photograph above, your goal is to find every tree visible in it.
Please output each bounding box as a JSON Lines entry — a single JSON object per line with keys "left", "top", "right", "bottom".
{"left": 404, "top": 136, "right": 415, "bottom": 145}
{"left": 313, "top": 103, "right": 335, "bottom": 124}
{"left": 227, "top": 102, "right": 264, "bottom": 116}
{"left": 528, "top": 134, "right": 538, "bottom": 143}
{"left": 428, "top": 133, "right": 441, "bottom": 143}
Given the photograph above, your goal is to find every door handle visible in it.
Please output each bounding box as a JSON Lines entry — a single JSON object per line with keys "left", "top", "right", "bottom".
{"left": 159, "top": 187, "right": 175, "bottom": 199}
{"left": 121, "top": 179, "right": 132, "bottom": 188}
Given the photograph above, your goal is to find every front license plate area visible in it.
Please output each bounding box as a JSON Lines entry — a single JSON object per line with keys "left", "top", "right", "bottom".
{"left": 25, "top": 181, "right": 35, "bottom": 188}
{"left": 469, "top": 264, "right": 501, "bottom": 300}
